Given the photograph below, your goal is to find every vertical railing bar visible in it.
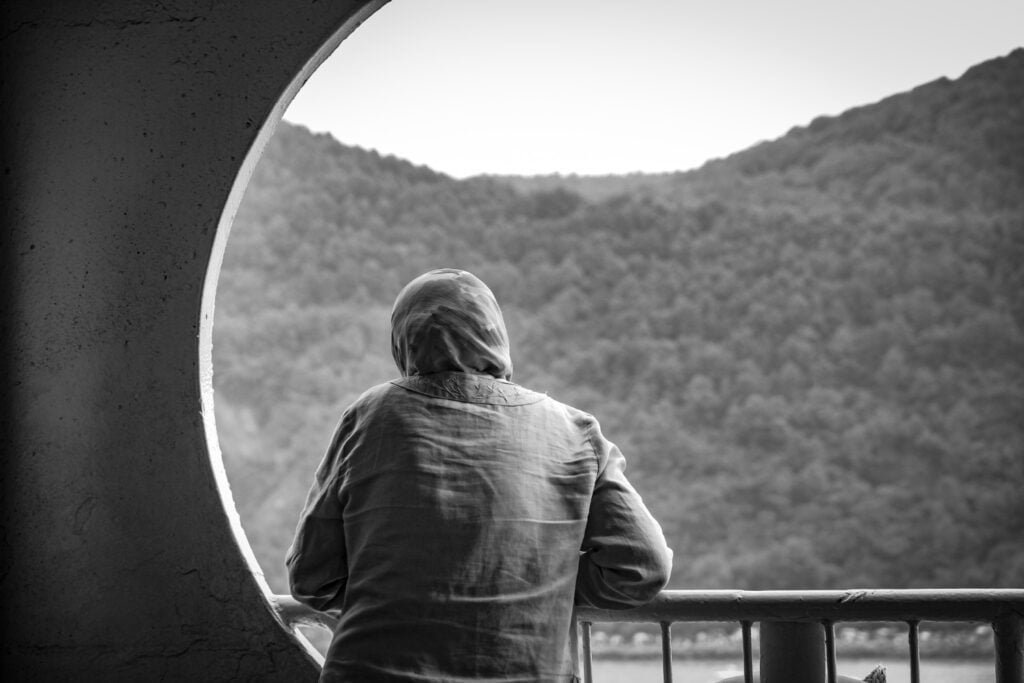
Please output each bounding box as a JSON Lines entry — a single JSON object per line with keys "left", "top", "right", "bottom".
{"left": 823, "top": 620, "right": 837, "bottom": 683}
{"left": 660, "top": 621, "right": 673, "bottom": 683}
{"left": 566, "top": 592, "right": 1024, "bottom": 683}
{"left": 994, "top": 615, "right": 1024, "bottom": 683}
{"left": 741, "top": 621, "right": 754, "bottom": 683}
{"left": 581, "top": 620, "right": 593, "bottom": 683}
{"left": 570, "top": 611, "right": 580, "bottom": 682}
{"left": 908, "top": 620, "right": 920, "bottom": 683}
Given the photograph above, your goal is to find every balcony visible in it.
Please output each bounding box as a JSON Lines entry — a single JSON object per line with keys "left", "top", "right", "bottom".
{"left": 273, "top": 588, "right": 1024, "bottom": 682}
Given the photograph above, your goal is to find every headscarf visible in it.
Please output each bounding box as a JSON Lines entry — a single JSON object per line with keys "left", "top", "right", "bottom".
{"left": 390, "top": 269, "right": 513, "bottom": 380}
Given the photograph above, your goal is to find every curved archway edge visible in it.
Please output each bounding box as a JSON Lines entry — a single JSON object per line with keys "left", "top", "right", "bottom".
{"left": 2, "top": 1, "right": 384, "bottom": 679}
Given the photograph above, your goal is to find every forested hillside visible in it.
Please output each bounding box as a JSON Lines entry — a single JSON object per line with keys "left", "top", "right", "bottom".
{"left": 213, "top": 50, "right": 1024, "bottom": 594}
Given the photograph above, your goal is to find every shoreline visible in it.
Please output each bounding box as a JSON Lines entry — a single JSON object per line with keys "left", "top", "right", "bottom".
{"left": 590, "top": 628, "right": 995, "bottom": 661}
{"left": 592, "top": 650, "right": 995, "bottom": 661}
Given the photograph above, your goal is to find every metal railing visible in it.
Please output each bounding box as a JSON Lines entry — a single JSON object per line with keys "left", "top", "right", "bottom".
{"left": 273, "top": 588, "right": 1024, "bottom": 682}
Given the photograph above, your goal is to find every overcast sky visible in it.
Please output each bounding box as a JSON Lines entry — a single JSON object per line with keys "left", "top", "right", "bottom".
{"left": 283, "top": 0, "right": 1024, "bottom": 178}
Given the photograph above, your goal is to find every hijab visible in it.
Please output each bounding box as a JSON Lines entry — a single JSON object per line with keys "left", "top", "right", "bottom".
{"left": 390, "top": 269, "right": 513, "bottom": 380}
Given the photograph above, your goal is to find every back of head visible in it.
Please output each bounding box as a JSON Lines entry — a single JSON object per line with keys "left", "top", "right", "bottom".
{"left": 390, "top": 269, "right": 513, "bottom": 380}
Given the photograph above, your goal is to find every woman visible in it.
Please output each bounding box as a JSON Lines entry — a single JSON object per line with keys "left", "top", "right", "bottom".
{"left": 287, "top": 269, "right": 671, "bottom": 682}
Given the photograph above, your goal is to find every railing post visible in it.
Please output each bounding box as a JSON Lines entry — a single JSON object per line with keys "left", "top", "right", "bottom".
{"left": 760, "top": 621, "right": 826, "bottom": 683}
{"left": 660, "top": 621, "right": 673, "bottom": 683}
{"left": 823, "top": 621, "right": 837, "bottom": 683}
{"left": 741, "top": 621, "right": 754, "bottom": 683}
{"left": 570, "top": 611, "right": 580, "bottom": 681}
{"left": 907, "top": 620, "right": 920, "bottom": 683}
{"left": 580, "top": 620, "right": 593, "bottom": 683}
{"left": 994, "top": 615, "right": 1023, "bottom": 683}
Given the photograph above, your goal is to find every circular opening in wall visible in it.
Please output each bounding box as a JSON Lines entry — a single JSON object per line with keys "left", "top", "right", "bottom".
{"left": 205, "top": 0, "right": 1024, "bottom": 664}
{"left": 199, "top": 0, "right": 389, "bottom": 658}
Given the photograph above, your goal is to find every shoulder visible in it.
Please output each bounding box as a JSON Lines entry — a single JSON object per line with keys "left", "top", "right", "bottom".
{"left": 350, "top": 380, "right": 402, "bottom": 408}
{"left": 331, "top": 381, "right": 404, "bottom": 429}
{"left": 527, "top": 393, "right": 606, "bottom": 461}
{"left": 538, "top": 396, "right": 625, "bottom": 471}
{"left": 532, "top": 391, "right": 600, "bottom": 432}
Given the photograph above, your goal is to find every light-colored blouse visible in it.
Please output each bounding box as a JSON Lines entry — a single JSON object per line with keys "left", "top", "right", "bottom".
{"left": 287, "top": 270, "right": 671, "bottom": 682}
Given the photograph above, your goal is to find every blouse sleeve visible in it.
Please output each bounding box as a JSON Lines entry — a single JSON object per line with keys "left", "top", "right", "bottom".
{"left": 285, "top": 415, "right": 351, "bottom": 614}
{"left": 575, "top": 420, "right": 673, "bottom": 609}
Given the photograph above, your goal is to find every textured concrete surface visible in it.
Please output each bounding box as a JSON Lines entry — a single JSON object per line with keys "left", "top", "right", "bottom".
{"left": 1, "top": 1, "right": 382, "bottom": 679}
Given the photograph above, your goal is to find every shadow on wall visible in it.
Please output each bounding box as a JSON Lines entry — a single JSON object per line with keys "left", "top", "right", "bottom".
{"left": 1, "top": 0, "right": 385, "bottom": 679}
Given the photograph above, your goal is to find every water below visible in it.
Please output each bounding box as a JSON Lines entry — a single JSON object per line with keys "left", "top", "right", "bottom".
{"left": 591, "top": 658, "right": 992, "bottom": 683}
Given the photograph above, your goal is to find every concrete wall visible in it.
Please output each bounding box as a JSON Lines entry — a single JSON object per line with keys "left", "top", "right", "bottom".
{"left": 1, "top": 1, "right": 383, "bottom": 679}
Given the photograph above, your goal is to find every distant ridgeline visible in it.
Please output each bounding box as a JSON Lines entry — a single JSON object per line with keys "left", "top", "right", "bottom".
{"left": 214, "top": 49, "right": 1024, "bottom": 594}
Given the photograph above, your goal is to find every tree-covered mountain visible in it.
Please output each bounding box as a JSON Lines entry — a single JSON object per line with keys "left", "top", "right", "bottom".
{"left": 213, "top": 49, "right": 1024, "bottom": 595}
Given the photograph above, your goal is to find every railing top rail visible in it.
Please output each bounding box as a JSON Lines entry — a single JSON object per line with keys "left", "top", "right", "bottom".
{"left": 272, "top": 589, "right": 1024, "bottom": 629}
{"left": 577, "top": 589, "right": 1024, "bottom": 624}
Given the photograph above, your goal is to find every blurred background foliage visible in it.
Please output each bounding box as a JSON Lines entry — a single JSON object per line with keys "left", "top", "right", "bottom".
{"left": 213, "top": 51, "right": 1024, "bottom": 594}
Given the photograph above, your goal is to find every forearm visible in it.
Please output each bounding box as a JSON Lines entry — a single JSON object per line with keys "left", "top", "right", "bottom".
{"left": 576, "top": 529, "right": 672, "bottom": 608}
{"left": 576, "top": 425, "right": 672, "bottom": 608}
{"left": 286, "top": 514, "right": 348, "bottom": 612}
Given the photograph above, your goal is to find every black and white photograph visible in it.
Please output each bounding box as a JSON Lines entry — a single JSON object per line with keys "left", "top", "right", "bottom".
{"left": 3, "top": 2, "right": 1022, "bottom": 681}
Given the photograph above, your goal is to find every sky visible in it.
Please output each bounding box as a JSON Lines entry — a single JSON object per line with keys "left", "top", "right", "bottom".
{"left": 284, "top": 0, "right": 1024, "bottom": 178}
